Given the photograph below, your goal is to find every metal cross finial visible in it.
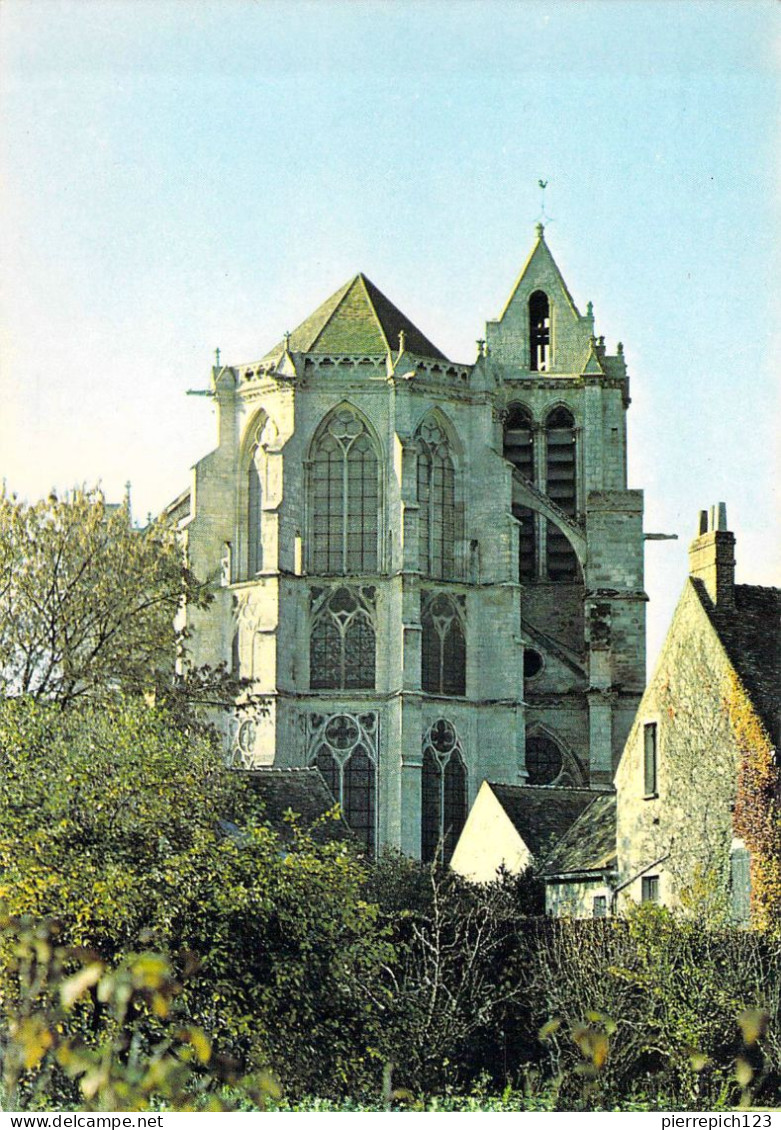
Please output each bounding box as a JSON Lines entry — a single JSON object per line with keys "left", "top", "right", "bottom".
{"left": 215, "top": 347, "right": 221, "bottom": 367}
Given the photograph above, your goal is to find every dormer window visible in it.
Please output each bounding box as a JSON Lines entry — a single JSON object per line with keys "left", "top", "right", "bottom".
{"left": 529, "top": 290, "right": 550, "bottom": 371}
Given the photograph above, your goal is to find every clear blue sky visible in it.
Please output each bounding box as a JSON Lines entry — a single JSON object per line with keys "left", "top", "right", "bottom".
{"left": 1, "top": 0, "right": 778, "bottom": 664}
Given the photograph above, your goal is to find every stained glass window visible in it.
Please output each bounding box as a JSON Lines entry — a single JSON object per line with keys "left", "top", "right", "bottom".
{"left": 308, "top": 712, "right": 378, "bottom": 854}
{"left": 310, "top": 586, "right": 376, "bottom": 690}
{"left": 310, "top": 409, "right": 379, "bottom": 574}
{"left": 416, "top": 418, "right": 459, "bottom": 580}
{"left": 421, "top": 718, "right": 467, "bottom": 863}
{"left": 421, "top": 592, "right": 466, "bottom": 696}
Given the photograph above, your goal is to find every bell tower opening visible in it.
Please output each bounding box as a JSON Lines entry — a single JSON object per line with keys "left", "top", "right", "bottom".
{"left": 529, "top": 290, "right": 550, "bottom": 371}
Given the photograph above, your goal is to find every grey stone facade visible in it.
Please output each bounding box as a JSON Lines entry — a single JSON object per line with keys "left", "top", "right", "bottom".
{"left": 174, "top": 225, "right": 646, "bottom": 859}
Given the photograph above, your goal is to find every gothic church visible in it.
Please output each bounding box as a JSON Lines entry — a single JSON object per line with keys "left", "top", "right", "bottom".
{"left": 170, "top": 225, "right": 647, "bottom": 860}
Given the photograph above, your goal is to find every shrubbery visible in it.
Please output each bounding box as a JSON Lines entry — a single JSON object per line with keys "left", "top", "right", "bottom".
{"left": 1, "top": 696, "right": 778, "bottom": 1111}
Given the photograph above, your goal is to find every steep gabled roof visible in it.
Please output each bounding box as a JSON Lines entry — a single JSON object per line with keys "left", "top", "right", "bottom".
{"left": 263, "top": 273, "right": 448, "bottom": 362}
{"left": 488, "top": 783, "right": 602, "bottom": 859}
{"left": 694, "top": 581, "right": 781, "bottom": 746}
{"left": 541, "top": 793, "right": 617, "bottom": 876}
{"left": 498, "top": 225, "right": 581, "bottom": 321}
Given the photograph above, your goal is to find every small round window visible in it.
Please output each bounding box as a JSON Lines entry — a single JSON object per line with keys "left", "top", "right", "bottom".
{"left": 524, "top": 648, "right": 543, "bottom": 679}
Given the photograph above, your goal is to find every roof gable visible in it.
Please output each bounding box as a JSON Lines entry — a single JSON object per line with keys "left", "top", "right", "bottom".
{"left": 498, "top": 226, "right": 581, "bottom": 322}
{"left": 263, "top": 273, "right": 448, "bottom": 362}
{"left": 488, "top": 783, "right": 602, "bottom": 858}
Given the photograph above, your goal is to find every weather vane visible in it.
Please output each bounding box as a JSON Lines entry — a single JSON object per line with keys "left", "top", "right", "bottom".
{"left": 537, "top": 179, "right": 554, "bottom": 227}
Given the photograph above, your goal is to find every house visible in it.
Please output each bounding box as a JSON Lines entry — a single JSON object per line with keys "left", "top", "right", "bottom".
{"left": 172, "top": 224, "right": 647, "bottom": 858}
{"left": 544, "top": 505, "right": 780, "bottom": 925}
{"left": 450, "top": 781, "right": 608, "bottom": 884}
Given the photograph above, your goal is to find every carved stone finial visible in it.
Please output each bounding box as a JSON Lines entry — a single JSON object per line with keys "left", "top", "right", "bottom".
{"left": 215, "top": 346, "right": 221, "bottom": 367}
{"left": 398, "top": 329, "right": 406, "bottom": 353}
{"left": 283, "top": 331, "right": 291, "bottom": 351}
{"left": 476, "top": 339, "right": 485, "bottom": 359}
{"left": 586, "top": 301, "right": 594, "bottom": 318}
{"left": 617, "top": 341, "right": 624, "bottom": 355}
{"left": 535, "top": 221, "right": 545, "bottom": 238}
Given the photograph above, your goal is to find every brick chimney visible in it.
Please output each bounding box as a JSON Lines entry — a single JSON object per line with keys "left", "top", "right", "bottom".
{"left": 688, "top": 502, "right": 735, "bottom": 608}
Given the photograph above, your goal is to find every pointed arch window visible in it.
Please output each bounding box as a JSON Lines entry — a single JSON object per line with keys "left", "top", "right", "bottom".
{"left": 310, "top": 408, "right": 379, "bottom": 575}
{"left": 247, "top": 456, "right": 262, "bottom": 576}
{"left": 525, "top": 729, "right": 584, "bottom": 786}
{"left": 416, "top": 418, "right": 459, "bottom": 580}
{"left": 421, "top": 592, "right": 466, "bottom": 696}
{"left": 421, "top": 719, "right": 467, "bottom": 863}
{"left": 545, "top": 406, "right": 579, "bottom": 582}
{"left": 310, "top": 586, "right": 376, "bottom": 690}
{"left": 529, "top": 290, "right": 550, "bottom": 371}
{"left": 308, "top": 712, "right": 378, "bottom": 853}
{"left": 503, "top": 404, "right": 536, "bottom": 581}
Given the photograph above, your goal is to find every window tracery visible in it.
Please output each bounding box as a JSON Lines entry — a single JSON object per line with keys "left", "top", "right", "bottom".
{"left": 525, "top": 728, "right": 584, "bottom": 786}
{"left": 309, "top": 408, "right": 379, "bottom": 575}
{"left": 421, "top": 592, "right": 466, "bottom": 696}
{"left": 416, "top": 417, "right": 459, "bottom": 580}
{"left": 307, "top": 711, "right": 378, "bottom": 853}
{"left": 421, "top": 718, "right": 467, "bottom": 863}
{"left": 310, "top": 585, "right": 376, "bottom": 690}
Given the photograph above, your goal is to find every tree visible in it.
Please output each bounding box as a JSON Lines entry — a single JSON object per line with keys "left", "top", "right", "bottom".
{"left": 0, "top": 696, "right": 392, "bottom": 1102}
{"left": 0, "top": 487, "right": 229, "bottom": 717}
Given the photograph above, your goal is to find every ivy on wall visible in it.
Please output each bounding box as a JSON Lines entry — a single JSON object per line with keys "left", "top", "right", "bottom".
{"left": 727, "top": 670, "right": 781, "bottom": 933}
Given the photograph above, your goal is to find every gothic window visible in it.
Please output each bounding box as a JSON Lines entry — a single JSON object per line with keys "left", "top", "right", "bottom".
{"left": 504, "top": 404, "right": 536, "bottom": 581}
{"left": 545, "top": 406, "right": 579, "bottom": 582}
{"left": 247, "top": 456, "right": 262, "bottom": 576}
{"left": 310, "top": 408, "right": 379, "bottom": 575}
{"left": 308, "top": 712, "right": 378, "bottom": 853}
{"left": 529, "top": 290, "right": 550, "bottom": 371}
{"left": 416, "top": 418, "right": 459, "bottom": 580}
{"left": 421, "top": 719, "right": 467, "bottom": 863}
{"left": 525, "top": 729, "right": 584, "bottom": 786}
{"left": 421, "top": 592, "right": 466, "bottom": 696}
{"left": 310, "top": 586, "right": 376, "bottom": 690}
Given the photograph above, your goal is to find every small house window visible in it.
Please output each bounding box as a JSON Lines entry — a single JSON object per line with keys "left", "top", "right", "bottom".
{"left": 729, "top": 844, "right": 751, "bottom": 926}
{"left": 529, "top": 290, "right": 550, "bottom": 371}
{"left": 641, "top": 875, "right": 659, "bottom": 904}
{"left": 643, "top": 722, "right": 658, "bottom": 797}
{"left": 592, "top": 895, "right": 607, "bottom": 918}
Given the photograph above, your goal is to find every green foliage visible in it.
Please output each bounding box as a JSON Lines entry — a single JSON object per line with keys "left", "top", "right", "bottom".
{"left": 0, "top": 488, "right": 198, "bottom": 707}
{"left": 0, "top": 915, "right": 281, "bottom": 1111}
{"left": 0, "top": 696, "right": 393, "bottom": 1104}
{"left": 0, "top": 487, "right": 252, "bottom": 728}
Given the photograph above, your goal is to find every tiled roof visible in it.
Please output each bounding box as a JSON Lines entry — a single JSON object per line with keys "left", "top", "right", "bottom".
{"left": 541, "top": 793, "right": 617, "bottom": 876}
{"left": 695, "top": 581, "right": 781, "bottom": 746}
{"left": 488, "top": 783, "right": 603, "bottom": 860}
{"left": 263, "top": 273, "right": 448, "bottom": 362}
{"left": 239, "top": 767, "right": 352, "bottom": 844}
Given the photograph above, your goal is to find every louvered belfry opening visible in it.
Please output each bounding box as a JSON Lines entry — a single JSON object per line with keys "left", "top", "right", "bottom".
{"left": 545, "top": 407, "right": 579, "bottom": 582}
{"left": 529, "top": 289, "right": 550, "bottom": 371}
{"left": 503, "top": 404, "right": 536, "bottom": 581}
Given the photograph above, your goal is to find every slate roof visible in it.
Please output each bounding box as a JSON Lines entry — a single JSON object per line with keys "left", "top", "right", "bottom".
{"left": 239, "top": 767, "right": 353, "bottom": 844}
{"left": 488, "top": 783, "right": 603, "bottom": 860}
{"left": 695, "top": 581, "right": 781, "bottom": 747}
{"left": 541, "top": 793, "right": 617, "bottom": 876}
{"left": 262, "top": 273, "right": 448, "bottom": 362}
